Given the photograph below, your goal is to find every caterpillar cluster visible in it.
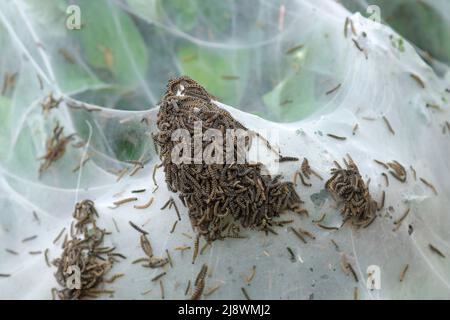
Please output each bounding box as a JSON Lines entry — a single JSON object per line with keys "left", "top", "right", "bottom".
{"left": 325, "top": 156, "right": 377, "bottom": 227}
{"left": 154, "top": 76, "right": 304, "bottom": 241}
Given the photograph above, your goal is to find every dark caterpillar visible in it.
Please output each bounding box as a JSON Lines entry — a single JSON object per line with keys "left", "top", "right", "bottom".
{"left": 325, "top": 156, "right": 376, "bottom": 227}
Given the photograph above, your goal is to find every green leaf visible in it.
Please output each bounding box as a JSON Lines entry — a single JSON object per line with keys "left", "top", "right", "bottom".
{"left": 261, "top": 44, "right": 316, "bottom": 122}
{"left": 75, "top": 0, "right": 149, "bottom": 85}
{"left": 177, "top": 45, "right": 249, "bottom": 106}
{"left": 263, "top": 73, "right": 317, "bottom": 122}
{"left": 160, "top": 0, "right": 197, "bottom": 32}
{"left": 385, "top": 1, "right": 450, "bottom": 64}
{"left": 54, "top": 54, "right": 102, "bottom": 93}
{"left": 341, "top": 0, "right": 450, "bottom": 64}
{"left": 189, "top": 1, "right": 231, "bottom": 35}
{"left": 126, "top": 0, "right": 161, "bottom": 23}
{"left": 22, "top": 0, "right": 67, "bottom": 37}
